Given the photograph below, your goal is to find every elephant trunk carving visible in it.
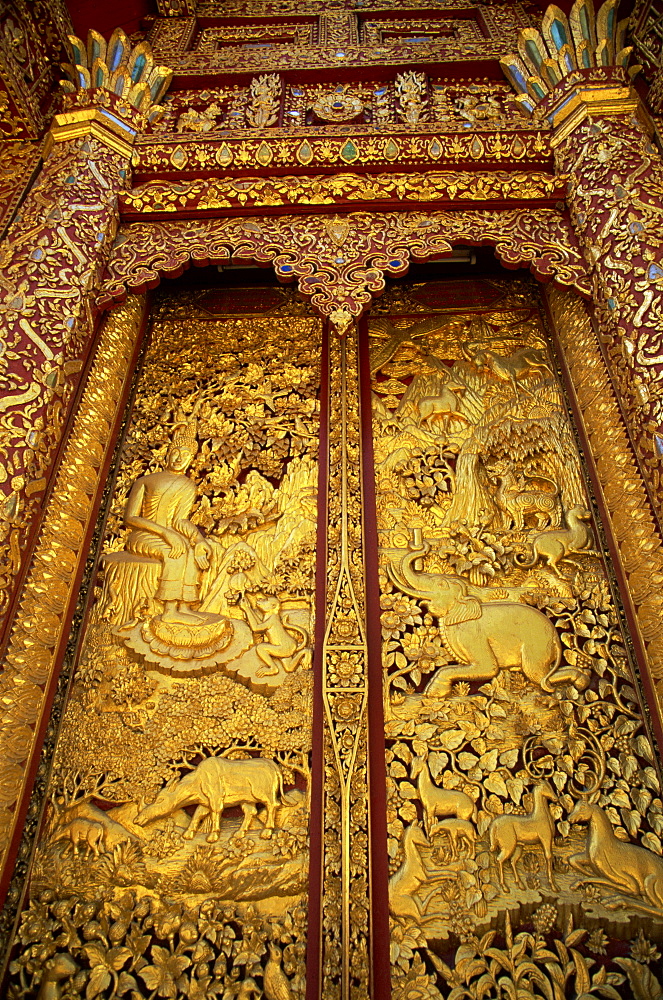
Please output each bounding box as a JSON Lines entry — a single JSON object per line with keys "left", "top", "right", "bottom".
{"left": 387, "top": 536, "right": 590, "bottom": 697}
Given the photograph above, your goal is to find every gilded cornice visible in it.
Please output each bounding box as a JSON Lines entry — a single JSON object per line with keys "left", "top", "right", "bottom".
{"left": 121, "top": 169, "right": 566, "bottom": 217}
{"left": 133, "top": 130, "right": 552, "bottom": 178}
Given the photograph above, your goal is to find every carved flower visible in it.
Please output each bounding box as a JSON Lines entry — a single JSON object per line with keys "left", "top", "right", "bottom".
{"left": 139, "top": 946, "right": 191, "bottom": 997}
{"left": 380, "top": 595, "right": 422, "bottom": 638}
{"left": 401, "top": 628, "right": 447, "bottom": 673}
{"left": 532, "top": 903, "right": 557, "bottom": 936}
{"left": 17, "top": 900, "right": 54, "bottom": 946}
{"left": 391, "top": 956, "right": 442, "bottom": 999}
{"left": 630, "top": 929, "right": 661, "bottom": 964}
{"left": 331, "top": 693, "right": 361, "bottom": 728}
{"left": 587, "top": 929, "right": 609, "bottom": 955}
{"left": 331, "top": 613, "right": 359, "bottom": 642}
{"left": 329, "top": 650, "right": 362, "bottom": 687}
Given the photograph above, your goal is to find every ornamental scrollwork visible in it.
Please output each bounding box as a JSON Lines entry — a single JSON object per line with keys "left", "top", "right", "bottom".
{"left": 99, "top": 210, "right": 591, "bottom": 322}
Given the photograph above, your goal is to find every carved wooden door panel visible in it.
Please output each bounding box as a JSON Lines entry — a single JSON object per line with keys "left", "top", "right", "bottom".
{"left": 7, "top": 288, "right": 322, "bottom": 999}
{"left": 5, "top": 276, "right": 663, "bottom": 1000}
{"left": 367, "top": 277, "right": 663, "bottom": 999}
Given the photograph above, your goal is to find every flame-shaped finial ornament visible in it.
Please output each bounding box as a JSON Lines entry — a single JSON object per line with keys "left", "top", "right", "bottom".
{"left": 60, "top": 28, "right": 173, "bottom": 124}
{"left": 500, "top": 0, "right": 637, "bottom": 117}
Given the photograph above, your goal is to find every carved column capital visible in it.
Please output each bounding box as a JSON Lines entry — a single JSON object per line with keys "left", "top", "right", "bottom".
{"left": 45, "top": 93, "right": 145, "bottom": 157}
{"left": 535, "top": 67, "right": 651, "bottom": 146}
{"left": 51, "top": 26, "right": 174, "bottom": 154}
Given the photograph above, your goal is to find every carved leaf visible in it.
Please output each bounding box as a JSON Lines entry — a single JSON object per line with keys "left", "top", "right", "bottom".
{"left": 634, "top": 736, "right": 655, "bottom": 763}
{"left": 393, "top": 741, "right": 413, "bottom": 763}
{"left": 439, "top": 729, "right": 466, "bottom": 751}
{"left": 633, "top": 787, "right": 652, "bottom": 814}
{"left": 620, "top": 753, "right": 639, "bottom": 781}
{"left": 485, "top": 772, "right": 508, "bottom": 797}
{"left": 643, "top": 766, "right": 660, "bottom": 791}
{"left": 86, "top": 967, "right": 111, "bottom": 999}
{"left": 400, "top": 801, "right": 418, "bottom": 822}
{"left": 399, "top": 780, "right": 418, "bottom": 799}
{"left": 621, "top": 807, "right": 641, "bottom": 837}
{"left": 571, "top": 949, "right": 591, "bottom": 995}
{"left": 614, "top": 959, "right": 663, "bottom": 1000}
{"left": 642, "top": 831, "right": 662, "bottom": 855}
{"left": 506, "top": 778, "right": 524, "bottom": 805}
{"left": 428, "top": 751, "right": 449, "bottom": 779}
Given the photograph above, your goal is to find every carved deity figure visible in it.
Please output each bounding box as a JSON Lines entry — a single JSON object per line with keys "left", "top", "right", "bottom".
{"left": 123, "top": 418, "right": 211, "bottom": 625}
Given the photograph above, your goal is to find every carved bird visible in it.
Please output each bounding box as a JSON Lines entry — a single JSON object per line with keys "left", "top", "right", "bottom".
{"left": 264, "top": 942, "right": 293, "bottom": 1000}
{"left": 236, "top": 979, "right": 260, "bottom": 1000}
{"left": 369, "top": 316, "right": 461, "bottom": 375}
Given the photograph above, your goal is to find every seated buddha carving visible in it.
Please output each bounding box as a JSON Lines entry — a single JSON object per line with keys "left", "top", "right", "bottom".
{"left": 101, "top": 417, "right": 251, "bottom": 674}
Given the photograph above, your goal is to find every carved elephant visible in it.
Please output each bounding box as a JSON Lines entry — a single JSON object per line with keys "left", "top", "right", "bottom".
{"left": 387, "top": 540, "right": 589, "bottom": 697}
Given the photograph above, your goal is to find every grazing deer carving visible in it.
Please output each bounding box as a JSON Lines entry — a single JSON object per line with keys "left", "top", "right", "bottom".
{"left": 389, "top": 822, "right": 454, "bottom": 921}
{"left": 411, "top": 755, "right": 475, "bottom": 835}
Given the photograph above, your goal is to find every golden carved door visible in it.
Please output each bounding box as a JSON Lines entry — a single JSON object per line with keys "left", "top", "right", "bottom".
{"left": 5, "top": 273, "right": 663, "bottom": 1000}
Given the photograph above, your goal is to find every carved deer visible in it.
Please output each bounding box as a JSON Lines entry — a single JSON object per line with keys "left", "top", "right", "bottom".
{"left": 488, "top": 782, "right": 557, "bottom": 891}
{"left": 389, "top": 822, "right": 453, "bottom": 921}
{"left": 411, "top": 755, "right": 475, "bottom": 835}
{"left": 461, "top": 320, "right": 551, "bottom": 399}
{"left": 569, "top": 800, "right": 663, "bottom": 913}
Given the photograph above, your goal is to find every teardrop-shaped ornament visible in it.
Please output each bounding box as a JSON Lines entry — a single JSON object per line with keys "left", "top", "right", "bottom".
{"left": 216, "top": 144, "right": 233, "bottom": 167}
{"left": 296, "top": 139, "right": 313, "bottom": 165}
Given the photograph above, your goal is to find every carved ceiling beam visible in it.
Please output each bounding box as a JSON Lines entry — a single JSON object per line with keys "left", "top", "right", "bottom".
{"left": 98, "top": 209, "right": 591, "bottom": 334}
{"left": 119, "top": 170, "right": 567, "bottom": 218}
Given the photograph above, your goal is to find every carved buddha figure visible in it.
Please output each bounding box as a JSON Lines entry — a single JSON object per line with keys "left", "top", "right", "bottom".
{"left": 123, "top": 418, "right": 212, "bottom": 625}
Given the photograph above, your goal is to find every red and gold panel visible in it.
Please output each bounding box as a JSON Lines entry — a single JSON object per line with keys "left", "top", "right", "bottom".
{"left": 367, "top": 279, "right": 663, "bottom": 997}
{"left": 7, "top": 289, "right": 322, "bottom": 999}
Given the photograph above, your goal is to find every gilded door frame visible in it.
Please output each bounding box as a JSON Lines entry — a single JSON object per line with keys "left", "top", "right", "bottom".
{"left": 0, "top": 218, "right": 662, "bottom": 992}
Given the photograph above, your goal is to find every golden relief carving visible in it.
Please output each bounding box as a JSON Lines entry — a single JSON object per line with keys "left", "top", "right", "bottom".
{"left": 370, "top": 281, "right": 663, "bottom": 997}
{"left": 123, "top": 170, "right": 564, "bottom": 216}
{"left": 8, "top": 300, "right": 321, "bottom": 999}
{"left": 321, "top": 328, "right": 370, "bottom": 999}
{"left": 0, "top": 294, "right": 145, "bottom": 875}
{"left": 134, "top": 131, "right": 550, "bottom": 176}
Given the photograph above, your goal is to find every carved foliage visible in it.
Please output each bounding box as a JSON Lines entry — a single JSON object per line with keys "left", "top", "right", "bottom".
{"left": 98, "top": 210, "right": 591, "bottom": 322}
{"left": 0, "top": 135, "right": 129, "bottom": 630}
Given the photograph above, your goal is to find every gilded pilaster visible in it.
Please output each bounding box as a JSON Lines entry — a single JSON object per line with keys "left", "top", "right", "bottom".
{"left": 550, "top": 76, "right": 663, "bottom": 522}
{"left": 0, "top": 293, "right": 144, "bottom": 887}
{"left": 321, "top": 326, "right": 370, "bottom": 999}
{"left": 548, "top": 284, "right": 663, "bottom": 707}
{"left": 501, "top": 6, "right": 663, "bottom": 528}
{"left": 0, "top": 31, "right": 172, "bottom": 638}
